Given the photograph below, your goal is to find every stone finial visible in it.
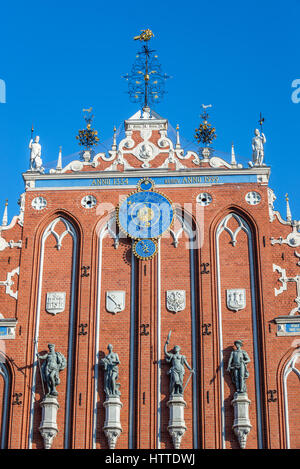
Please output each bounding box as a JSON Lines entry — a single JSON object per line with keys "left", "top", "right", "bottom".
{"left": 112, "top": 126, "right": 117, "bottom": 151}
{"left": 286, "top": 193, "right": 292, "bottom": 223}
{"left": 2, "top": 200, "right": 8, "bottom": 227}
{"left": 231, "top": 142, "right": 237, "bottom": 166}
{"left": 175, "top": 124, "right": 181, "bottom": 150}
{"left": 56, "top": 146, "right": 62, "bottom": 171}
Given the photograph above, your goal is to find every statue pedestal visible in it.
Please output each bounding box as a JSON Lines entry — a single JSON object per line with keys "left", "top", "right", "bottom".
{"left": 39, "top": 396, "right": 59, "bottom": 449}
{"left": 103, "top": 396, "right": 123, "bottom": 449}
{"left": 231, "top": 392, "right": 252, "bottom": 449}
{"left": 167, "top": 395, "right": 187, "bottom": 449}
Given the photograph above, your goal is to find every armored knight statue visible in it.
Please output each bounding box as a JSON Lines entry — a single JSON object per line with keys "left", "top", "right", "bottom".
{"left": 100, "top": 344, "right": 121, "bottom": 398}
{"left": 251, "top": 128, "right": 266, "bottom": 166}
{"left": 37, "top": 344, "right": 67, "bottom": 397}
{"left": 164, "top": 331, "right": 194, "bottom": 397}
{"left": 29, "top": 135, "right": 44, "bottom": 172}
{"left": 227, "top": 340, "right": 250, "bottom": 393}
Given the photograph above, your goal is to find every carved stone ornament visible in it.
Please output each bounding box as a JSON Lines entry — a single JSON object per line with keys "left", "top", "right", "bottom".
{"left": 106, "top": 291, "right": 125, "bottom": 314}
{"left": 167, "top": 395, "right": 187, "bottom": 449}
{"left": 46, "top": 292, "right": 66, "bottom": 315}
{"left": 226, "top": 289, "right": 246, "bottom": 312}
{"left": 103, "top": 397, "right": 123, "bottom": 449}
{"left": 166, "top": 290, "right": 186, "bottom": 313}
{"left": 231, "top": 392, "right": 252, "bottom": 449}
{"left": 39, "top": 396, "right": 59, "bottom": 449}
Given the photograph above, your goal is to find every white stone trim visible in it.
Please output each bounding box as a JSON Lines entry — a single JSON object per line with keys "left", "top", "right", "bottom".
{"left": 128, "top": 242, "right": 136, "bottom": 449}
{"left": 156, "top": 239, "right": 161, "bottom": 448}
{"left": 283, "top": 350, "right": 300, "bottom": 448}
{"left": 92, "top": 221, "right": 108, "bottom": 448}
{"left": 216, "top": 213, "right": 263, "bottom": 448}
{"left": 0, "top": 267, "right": 19, "bottom": 300}
{"left": 0, "top": 362, "right": 10, "bottom": 448}
{"left": 28, "top": 217, "right": 78, "bottom": 449}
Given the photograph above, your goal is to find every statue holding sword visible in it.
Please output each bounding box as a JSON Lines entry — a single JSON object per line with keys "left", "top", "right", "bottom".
{"left": 164, "top": 330, "right": 194, "bottom": 397}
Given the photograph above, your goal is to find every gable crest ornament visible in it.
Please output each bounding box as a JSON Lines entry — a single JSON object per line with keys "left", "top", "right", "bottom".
{"left": 226, "top": 289, "right": 246, "bottom": 312}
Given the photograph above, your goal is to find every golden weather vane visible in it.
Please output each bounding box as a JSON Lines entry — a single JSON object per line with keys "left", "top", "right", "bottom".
{"left": 134, "top": 29, "right": 154, "bottom": 42}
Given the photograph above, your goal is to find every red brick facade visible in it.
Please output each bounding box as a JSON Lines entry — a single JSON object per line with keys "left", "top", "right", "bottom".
{"left": 0, "top": 110, "right": 299, "bottom": 449}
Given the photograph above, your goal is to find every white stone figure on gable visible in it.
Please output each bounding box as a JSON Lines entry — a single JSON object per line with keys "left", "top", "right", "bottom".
{"left": 251, "top": 128, "right": 266, "bottom": 166}
{"left": 29, "top": 136, "right": 44, "bottom": 172}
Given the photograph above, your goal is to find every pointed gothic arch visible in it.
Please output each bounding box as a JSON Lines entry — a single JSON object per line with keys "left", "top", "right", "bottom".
{"left": 0, "top": 358, "right": 12, "bottom": 448}
{"left": 213, "top": 209, "right": 265, "bottom": 449}
{"left": 28, "top": 214, "right": 81, "bottom": 449}
{"left": 281, "top": 349, "right": 300, "bottom": 448}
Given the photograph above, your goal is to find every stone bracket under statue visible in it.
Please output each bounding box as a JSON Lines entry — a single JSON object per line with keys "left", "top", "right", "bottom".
{"left": 100, "top": 344, "right": 123, "bottom": 449}
{"left": 164, "top": 330, "right": 194, "bottom": 449}
{"left": 231, "top": 392, "right": 252, "bottom": 449}
{"left": 39, "top": 396, "right": 59, "bottom": 449}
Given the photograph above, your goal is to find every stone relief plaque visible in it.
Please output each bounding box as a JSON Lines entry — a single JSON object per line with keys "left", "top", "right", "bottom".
{"left": 226, "top": 289, "right": 246, "bottom": 312}
{"left": 166, "top": 290, "right": 186, "bottom": 313}
{"left": 46, "top": 292, "right": 66, "bottom": 315}
{"left": 106, "top": 291, "right": 125, "bottom": 314}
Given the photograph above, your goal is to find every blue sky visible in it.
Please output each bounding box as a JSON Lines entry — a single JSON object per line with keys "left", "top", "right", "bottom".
{"left": 0, "top": 0, "right": 299, "bottom": 221}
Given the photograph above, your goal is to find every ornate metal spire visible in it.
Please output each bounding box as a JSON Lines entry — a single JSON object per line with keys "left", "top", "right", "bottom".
{"left": 123, "top": 29, "right": 170, "bottom": 110}
{"left": 194, "top": 104, "right": 217, "bottom": 147}
{"left": 76, "top": 108, "right": 99, "bottom": 150}
{"left": 194, "top": 105, "right": 217, "bottom": 162}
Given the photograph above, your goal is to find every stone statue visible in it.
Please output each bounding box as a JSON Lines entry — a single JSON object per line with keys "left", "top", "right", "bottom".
{"left": 100, "top": 344, "right": 121, "bottom": 398}
{"left": 227, "top": 340, "right": 250, "bottom": 393}
{"left": 251, "top": 128, "right": 266, "bottom": 166}
{"left": 29, "top": 135, "right": 44, "bottom": 172}
{"left": 37, "top": 344, "right": 67, "bottom": 397}
{"left": 164, "top": 331, "right": 194, "bottom": 396}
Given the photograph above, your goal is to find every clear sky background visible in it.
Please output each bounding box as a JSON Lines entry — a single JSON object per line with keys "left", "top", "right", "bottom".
{"left": 0, "top": 0, "right": 299, "bottom": 222}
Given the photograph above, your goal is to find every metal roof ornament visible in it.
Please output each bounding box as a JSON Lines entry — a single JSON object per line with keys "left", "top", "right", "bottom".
{"left": 76, "top": 108, "right": 99, "bottom": 161}
{"left": 194, "top": 104, "right": 217, "bottom": 162}
{"left": 123, "top": 30, "right": 170, "bottom": 113}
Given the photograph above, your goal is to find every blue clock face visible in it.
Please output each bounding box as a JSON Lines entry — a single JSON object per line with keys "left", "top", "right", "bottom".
{"left": 133, "top": 239, "right": 157, "bottom": 260}
{"left": 117, "top": 190, "right": 173, "bottom": 239}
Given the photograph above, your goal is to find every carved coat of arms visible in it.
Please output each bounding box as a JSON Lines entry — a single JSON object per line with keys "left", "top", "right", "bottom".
{"left": 166, "top": 290, "right": 186, "bottom": 313}
{"left": 46, "top": 292, "right": 66, "bottom": 315}
{"left": 106, "top": 291, "right": 125, "bottom": 314}
{"left": 226, "top": 289, "right": 246, "bottom": 312}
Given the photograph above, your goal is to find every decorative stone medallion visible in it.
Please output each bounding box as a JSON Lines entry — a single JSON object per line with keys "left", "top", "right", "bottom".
{"left": 245, "top": 191, "right": 261, "bottom": 205}
{"left": 46, "top": 292, "right": 66, "bottom": 315}
{"left": 106, "top": 291, "right": 125, "bottom": 314}
{"left": 81, "top": 195, "right": 97, "bottom": 209}
{"left": 226, "top": 289, "right": 246, "bottom": 312}
{"left": 32, "top": 196, "right": 47, "bottom": 211}
{"left": 166, "top": 290, "right": 186, "bottom": 313}
{"left": 196, "top": 193, "right": 212, "bottom": 206}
